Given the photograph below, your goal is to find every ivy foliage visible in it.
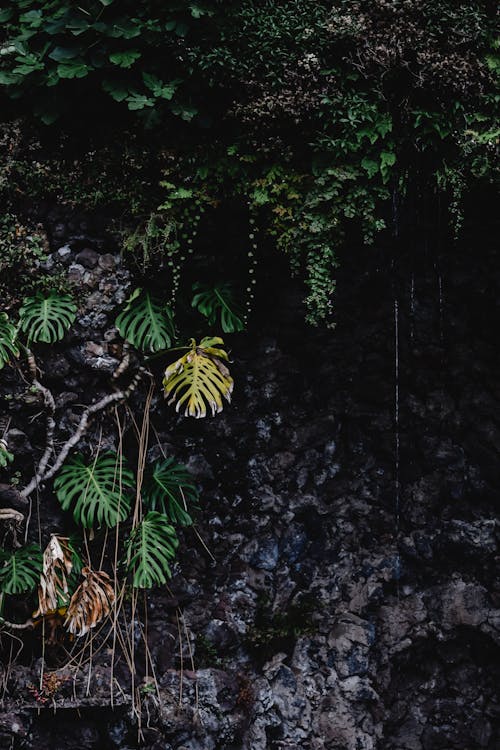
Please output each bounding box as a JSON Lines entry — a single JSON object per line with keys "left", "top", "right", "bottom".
{"left": 0, "top": 0, "right": 215, "bottom": 124}
{"left": 0, "top": 0, "right": 497, "bottom": 329}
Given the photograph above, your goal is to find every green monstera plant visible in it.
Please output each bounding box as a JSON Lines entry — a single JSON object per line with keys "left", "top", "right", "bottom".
{"left": 163, "top": 337, "right": 234, "bottom": 418}
{"left": 191, "top": 282, "right": 245, "bottom": 333}
{"left": 125, "top": 511, "right": 179, "bottom": 589}
{"left": 143, "top": 458, "right": 199, "bottom": 526}
{"left": 115, "top": 288, "right": 175, "bottom": 353}
{"left": 54, "top": 453, "right": 135, "bottom": 529}
{"left": 19, "top": 292, "right": 77, "bottom": 344}
{"left": 0, "top": 544, "right": 43, "bottom": 596}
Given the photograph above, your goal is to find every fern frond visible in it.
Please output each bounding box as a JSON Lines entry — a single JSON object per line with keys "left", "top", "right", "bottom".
{"left": 143, "top": 458, "right": 199, "bottom": 526}
{"left": 64, "top": 567, "right": 115, "bottom": 637}
{"left": 163, "top": 337, "right": 233, "bottom": 419}
{"left": 54, "top": 453, "right": 134, "bottom": 529}
{"left": 192, "top": 282, "right": 245, "bottom": 333}
{"left": 19, "top": 292, "right": 77, "bottom": 344}
{"left": 115, "top": 288, "right": 175, "bottom": 352}
{"left": 126, "top": 511, "right": 179, "bottom": 588}
{"left": 0, "top": 544, "right": 42, "bottom": 595}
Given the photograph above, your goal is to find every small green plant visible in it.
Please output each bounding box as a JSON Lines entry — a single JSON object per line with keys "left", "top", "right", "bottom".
{"left": 125, "top": 511, "right": 179, "bottom": 588}
{"left": 0, "top": 438, "right": 14, "bottom": 469}
{"left": 0, "top": 313, "right": 19, "bottom": 369}
{"left": 54, "top": 453, "right": 135, "bottom": 529}
{"left": 143, "top": 458, "right": 199, "bottom": 526}
{"left": 192, "top": 282, "right": 245, "bottom": 333}
{"left": 163, "top": 336, "right": 234, "bottom": 418}
{"left": 0, "top": 544, "right": 43, "bottom": 595}
{"left": 19, "top": 292, "right": 77, "bottom": 344}
{"left": 115, "top": 288, "right": 175, "bottom": 352}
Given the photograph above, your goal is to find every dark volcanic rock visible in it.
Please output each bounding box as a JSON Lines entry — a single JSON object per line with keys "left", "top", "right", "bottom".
{"left": 0, "top": 208, "right": 499, "bottom": 750}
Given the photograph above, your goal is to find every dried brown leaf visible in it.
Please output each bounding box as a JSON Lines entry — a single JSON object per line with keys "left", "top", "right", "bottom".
{"left": 64, "top": 567, "right": 115, "bottom": 637}
{"left": 34, "top": 535, "right": 73, "bottom": 617}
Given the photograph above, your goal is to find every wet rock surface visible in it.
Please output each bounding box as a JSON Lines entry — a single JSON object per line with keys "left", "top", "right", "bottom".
{"left": 0, "top": 208, "right": 499, "bottom": 749}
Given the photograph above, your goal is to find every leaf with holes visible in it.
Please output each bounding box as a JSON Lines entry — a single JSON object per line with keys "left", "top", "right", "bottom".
{"left": 54, "top": 453, "right": 134, "bottom": 529}
{"left": 126, "top": 511, "right": 179, "bottom": 588}
{"left": 0, "top": 544, "right": 42, "bottom": 595}
{"left": 35, "top": 535, "right": 73, "bottom": 616}
{"left": 143, "top": 458, "right": 199, "bottom": 526}
{"left": 64, "top": 567, "right": 115, "bottom": 637}
{"left": 19, "top": 292, "right": 77, "bottom": 344}
{"left": 191, "top": 282, "right": 245, "bottom": 333}
{"left": 163, "top": 337, "right": 233, "bottom": 419}
{"left": 115, "top": 288, "right": 175, "bottom": 352}
{"left": 0, "top": 313, "right": 19, "bottom": 369}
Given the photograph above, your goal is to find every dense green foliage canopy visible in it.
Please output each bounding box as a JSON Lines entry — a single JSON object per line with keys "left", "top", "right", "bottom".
{"left": 0, "top": 0, "right": 498, "bottom": 323}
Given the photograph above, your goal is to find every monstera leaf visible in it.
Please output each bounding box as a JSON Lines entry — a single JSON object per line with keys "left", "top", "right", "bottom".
{"left": 143, "top": 458, "right": 199, "bottom": 526}
{"left": 115, "top": 288, "right": 175, "bottom": 352}
{"left": 125, "top": 511, "right": 179, "bottom": 588}
{"left": 191, "top": 282, "right": 245, "bottom": 333}
{"left": 0, "top": 544, "right": 43, "bottom": 595}
{"left": 19, "top": 292, "right": 77, "bottom": 344}
{"left": 35, "top": 535, "right": 74, "bottom": 616}
{"left": 0, "top": 438, "right": 14, "bottom": 469}
{"left": 64, "top": 567, "right": 115, "bottom": 637}
{"left": 0, "top": 313, "right": 19, "bottom": 369}
{"left": 163, "top": 337, "right": 233, "bottom": 419}
{"left": 54, "top": 453, "right": 135, "bottom": 529}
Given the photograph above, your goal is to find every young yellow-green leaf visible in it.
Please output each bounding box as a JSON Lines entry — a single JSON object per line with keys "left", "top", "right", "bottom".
{"left": 163, "top": 337, "right": 233, "bottom": 418}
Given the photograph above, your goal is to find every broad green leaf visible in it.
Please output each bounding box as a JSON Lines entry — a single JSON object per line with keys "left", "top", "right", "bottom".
{"left": 48, "top": 46, "right": 81, "bottom": 62}
{"left": 143, "top": 459, "right": 199, "bottom": 525}
{"left": 126, "top": 512, "right": 179, "bottom": 588}
{"left": 19, "top": 292, "right": 77, "bottom": 344}
{"left": 102, "top": 78, "right": 129, "bottom": 101}
{"left": 115, "top": 289, "right": 175, "bottom": 352}
{"left": 109, "top": 50, "right": 141, "bottom": 68}
{"left": 126, "top": 93, "right": 154, "bottom": 110}
{"left": 54, "top": 453, "right": 134, "bottom": 529}
{"left": 0, "top": 544, "right": 42, "bottom": 595}
{"left": 163, "top": 337, "right": 233, "bottom": 418}
{"left": 191, "top": 282, "right": 245, "bottom": 333}
{"left": 361, "top": 158, "right": 379, "bottom": 178}
{"left": 0, "top": 313, "right": 19, "bottom": 369}
{"left": 57, "top": 62, "right": 89, "bottom": 79}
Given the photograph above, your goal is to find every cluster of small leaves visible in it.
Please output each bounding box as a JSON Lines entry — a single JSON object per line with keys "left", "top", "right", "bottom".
{"left": 0, "top": 0, "right": 215, "bottom": 124}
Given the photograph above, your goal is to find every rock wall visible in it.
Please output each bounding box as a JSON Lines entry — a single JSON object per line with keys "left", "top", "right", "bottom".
{"left": 0, "top": 205, "right": 499, "bottom": 750}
